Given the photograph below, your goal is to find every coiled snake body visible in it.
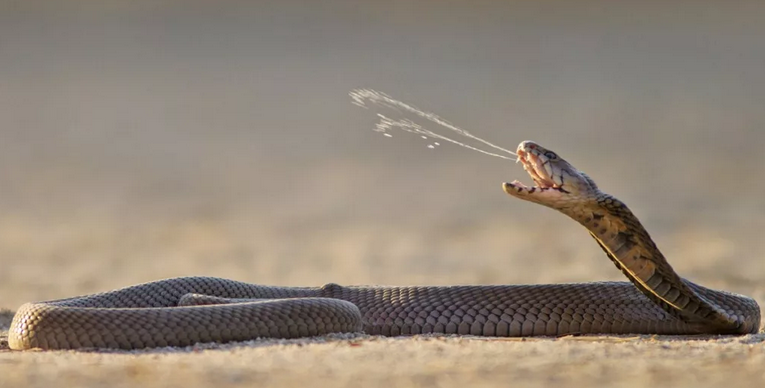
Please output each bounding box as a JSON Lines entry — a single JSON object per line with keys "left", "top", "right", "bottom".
{"left": 9, "top": 141, "right": 760, "bottom": 350}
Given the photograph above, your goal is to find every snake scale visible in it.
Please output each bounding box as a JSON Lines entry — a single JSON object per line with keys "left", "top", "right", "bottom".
{"left": 8, "top": 141, "right": 760, "bottom": 350}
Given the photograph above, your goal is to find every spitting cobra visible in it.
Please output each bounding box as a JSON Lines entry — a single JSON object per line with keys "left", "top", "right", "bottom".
{"left": 8, "top": 141, "right": 760, "bottom": 350}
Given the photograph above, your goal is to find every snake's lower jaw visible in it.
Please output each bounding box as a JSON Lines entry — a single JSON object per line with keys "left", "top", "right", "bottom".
{"left": 503, "top": 181, "right": 572, "bottom": 211}
{"left": 503, "top": 181, "right": 548, "bottom": 196}
{"left": 503, "top": 181, "right": 538, "bottom": 201}
{"left": 502, "top": 181, "right": 521, "bottom": 195}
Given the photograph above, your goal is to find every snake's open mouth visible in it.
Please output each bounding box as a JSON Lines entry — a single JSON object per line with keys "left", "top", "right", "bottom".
{"left": 505, "top": 142, "right": 563, "bottom": 194}
{"left": 514, "top": 147, "right": 557, "bottom": 189}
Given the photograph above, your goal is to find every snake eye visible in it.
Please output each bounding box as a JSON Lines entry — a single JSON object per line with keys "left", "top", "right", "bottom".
{"left": 544, "top": 151, "right": 557, "bottom": 160}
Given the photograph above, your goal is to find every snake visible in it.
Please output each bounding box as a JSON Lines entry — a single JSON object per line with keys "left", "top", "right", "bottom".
{"left": 8, "top": 141, "right": 760, "bottom": 350}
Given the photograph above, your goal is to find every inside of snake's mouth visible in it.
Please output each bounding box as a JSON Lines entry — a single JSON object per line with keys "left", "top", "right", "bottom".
{"left": 513, "top": 149, "right": 559, "bottom": 190}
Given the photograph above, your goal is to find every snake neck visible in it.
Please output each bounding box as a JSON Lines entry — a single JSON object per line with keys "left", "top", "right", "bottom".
{"left": 560, "top": 192, "right": 745, "bottom": 333}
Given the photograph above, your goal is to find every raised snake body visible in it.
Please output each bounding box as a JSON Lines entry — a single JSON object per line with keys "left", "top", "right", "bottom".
{"left": 8, "top": 141, "right": 761, "bottom": 350}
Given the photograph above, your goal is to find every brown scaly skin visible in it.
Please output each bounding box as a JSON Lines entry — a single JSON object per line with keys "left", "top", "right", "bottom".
{"left": 503, "top": 140, "right": 760, "bottom": 334}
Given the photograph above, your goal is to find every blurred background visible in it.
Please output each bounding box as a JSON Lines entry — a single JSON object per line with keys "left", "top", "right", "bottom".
{"left": 1, "top": 0, "right": 764, "bottom": 310}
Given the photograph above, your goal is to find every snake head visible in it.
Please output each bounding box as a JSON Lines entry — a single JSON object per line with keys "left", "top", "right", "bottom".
{"left": 503, "top": 140, "right": 599, "bottom": 209}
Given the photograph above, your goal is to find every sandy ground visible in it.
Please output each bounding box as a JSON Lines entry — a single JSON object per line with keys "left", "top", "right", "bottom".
{"left": 3, "top": 301, "right": 765, "bottom": 388}
{"left": 3, "top": 1, "right": 765, "bottom": 387}
{"left": 5, "top": 334, "right": 765, "bottom": 388}
{"left": 2, "top": 215, "right": 765, "bottom": 388}
{"left": 3, "top": 322, "right": 765, "bottom": 388}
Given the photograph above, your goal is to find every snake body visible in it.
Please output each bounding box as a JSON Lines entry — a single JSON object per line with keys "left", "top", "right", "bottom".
{"left": 9, "top": 141, "right": 760, "bottom": 350}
